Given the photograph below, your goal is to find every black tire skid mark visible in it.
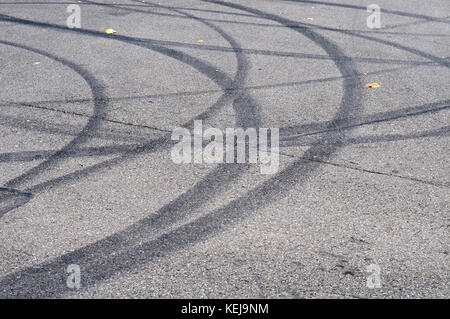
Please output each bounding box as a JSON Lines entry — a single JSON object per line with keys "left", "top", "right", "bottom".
{"left": 0, "top": 13, "right": 242, "bottom": 120}
{"left": 1, "top": 99, "right": 448, "bottom": 164}
{"left": 0, "top": 0, "right": 268, "bottom": 230}
{"left": 0, "top": 39, "right": 109, "bottom": 213}
{"left": 282, "top": 126, "right": 450, "bottom": 151}
{"left": 5, "top": 0, "right": 444, "bottom": 298}
{"left": 0, "top": 52, "right": 440, "bottom": 155}
{"left": 0, "top": 20, "right": 446, "bottom": 159}
{"left": 0, "top": 1, "right": 364, "bottom": 297}
{"left": 0, "top": 5, "right": 261, "bottom": 219}
{"left": 0, "top": 145, "right": 152, "bottom": 164}
{"left": 0, "top": 14, "right": 260, "bottom": 268}
{"left": 0, "top": 0, "right": 446, "bottom": 246}
{"left": 212, "top": 1, "right": 450, "bottom": 142}
{"left": 0, "top": 1, "right": 265, "bottom": 213}
{"left": 245, "top": 2, "right": 450, "bottom": 68}
{"left": 92, "top": 0, "right": 450, "bottom": 33}
{"left": 0, "top": 5, "right": 252, "bottom": 200}
{"left": 91, "top": 36, "right": 443, "bottom": 66}
{"left": 279, "top": 101, "right": 450, "bottom": 141}
{"left": 2, "top": 0, "right": 448, "bottom": 30}
{"left": 0, "top": 2, "right": 446, "bottom": 298}
{"left": 0, "top": 106, "right": 166, "bottom": 144}
{"left": 58, "top": 0, "right": 450, "bottom": 67}
{"left": 0, "top": 1, "right": 261, "bottom": 297}
{"left": 283, "top": 0, "right": 450, "bottom": 25}
{"left": 1, "top": 120, "right": 446, "bottom": 167}
{"left": 3, "top": 0, "right": 447, "bottom": 135}
{"left": 0, "top": 187, "right": 33, "bottom": 218}
{"left": 66, "top": 37, "right": 442, "bottom": 67}
{"left": 321, "top": 27, "right": 450, "bottom": 68}
{"left": 0, "top": 58, "right": 439, "bottom": 163}
{"left": 109, "top": 0, "right": 262, "bottom": 127}
{"left": 77, "top": 0, "right": 254, "bottom": 22}
{"left": 76, "top": 0, "right": 286, "bottom": 28}
{"left": 61, "top": 0, "right": 450, "bottom": 31}
{"left": 0, "top": 60, "right": 434, "bottom": 148}
{"left": 0, "top": 11, "right": 256, "bottom": 194}
{"left": 153, "top": 0, "right": 448, "bottom": 67}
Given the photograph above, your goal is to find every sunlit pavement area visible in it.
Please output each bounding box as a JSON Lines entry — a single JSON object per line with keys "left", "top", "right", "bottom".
{"left": 0, "top": 0, "right": 449, "bottom": 298}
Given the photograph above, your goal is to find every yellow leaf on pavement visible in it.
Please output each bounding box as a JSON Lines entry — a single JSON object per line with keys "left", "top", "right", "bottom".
{"left": 365, "top": 83, "right": 380, "bottom": 88}
{"left": 105, "top": 28, "right": 117, "bottom": 34}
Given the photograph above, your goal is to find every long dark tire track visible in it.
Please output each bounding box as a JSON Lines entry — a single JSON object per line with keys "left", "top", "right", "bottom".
{"left": 0, "top": 0, "right": 448, "bottom": 298}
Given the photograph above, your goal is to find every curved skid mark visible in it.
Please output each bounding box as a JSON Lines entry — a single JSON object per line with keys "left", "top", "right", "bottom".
{"left": 2, "top": 0, "right": 449, "bottom": 30}
{"left": 0, "top": 0, "right": 263, "bottom": 296}
{"left": 280, "top": 101, "right": 450, "bottom": 141}
{"left": 0, "top": 10, "right": 256, "bottom": 195}
{"left": 0, "top": 188, "right": 33, "bottom": 218}
{"left": 0, "top": 3, "right": 265, "bottom": 232}
{"left": 0, "top": 0, "right": 364, "bottom": 296}
{"left": 66, "top": 0, "right": 450, "bottom": 33}
{"left": 77, "top": 0, "right": 449, "bottom": 65}
{"left": 1, "top": 0, "right": 446, "bottom": 298}
{"left": 283, "top": 0, "right": 450, "bottom": 25}
{"left": 282, "top": 126, "right": 450, "bottom": 152}
{"left": 0, "top": 41, "right": 109, "bottom": 191}
{"left": 0, "top": 99, "right": 448, "bottom": 164}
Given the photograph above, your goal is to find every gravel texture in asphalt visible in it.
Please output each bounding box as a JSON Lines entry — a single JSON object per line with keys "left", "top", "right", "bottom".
{"left": 0, "top": 0, "right": 449, "bottom": 298}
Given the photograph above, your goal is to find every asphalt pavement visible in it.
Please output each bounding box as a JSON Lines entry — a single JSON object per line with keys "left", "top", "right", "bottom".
{"left": 0, "top": 0, "right": 449, "bottom": 298}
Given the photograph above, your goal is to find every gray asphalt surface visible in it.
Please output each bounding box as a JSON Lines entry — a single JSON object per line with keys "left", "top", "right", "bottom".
{"left": 0, "top": 0, "right": 449, "bottom": 298}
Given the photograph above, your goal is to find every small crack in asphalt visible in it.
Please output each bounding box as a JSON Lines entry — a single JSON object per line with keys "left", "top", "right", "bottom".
{"left": 3, "top": 101, "right": 172, "bottom": 134}
{"left": 279, "top": 151, "right": 448, "bottom": 188}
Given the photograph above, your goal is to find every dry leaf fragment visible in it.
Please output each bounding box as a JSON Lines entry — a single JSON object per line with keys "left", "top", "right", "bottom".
{"left": 365, "top": 83, "right": 380, "bottom": 88}
{"left": 197, "top": 40, "right": 204, "bottom": 43}
{"left": 105, "top": 28, "right": 117, "bottom": 34}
